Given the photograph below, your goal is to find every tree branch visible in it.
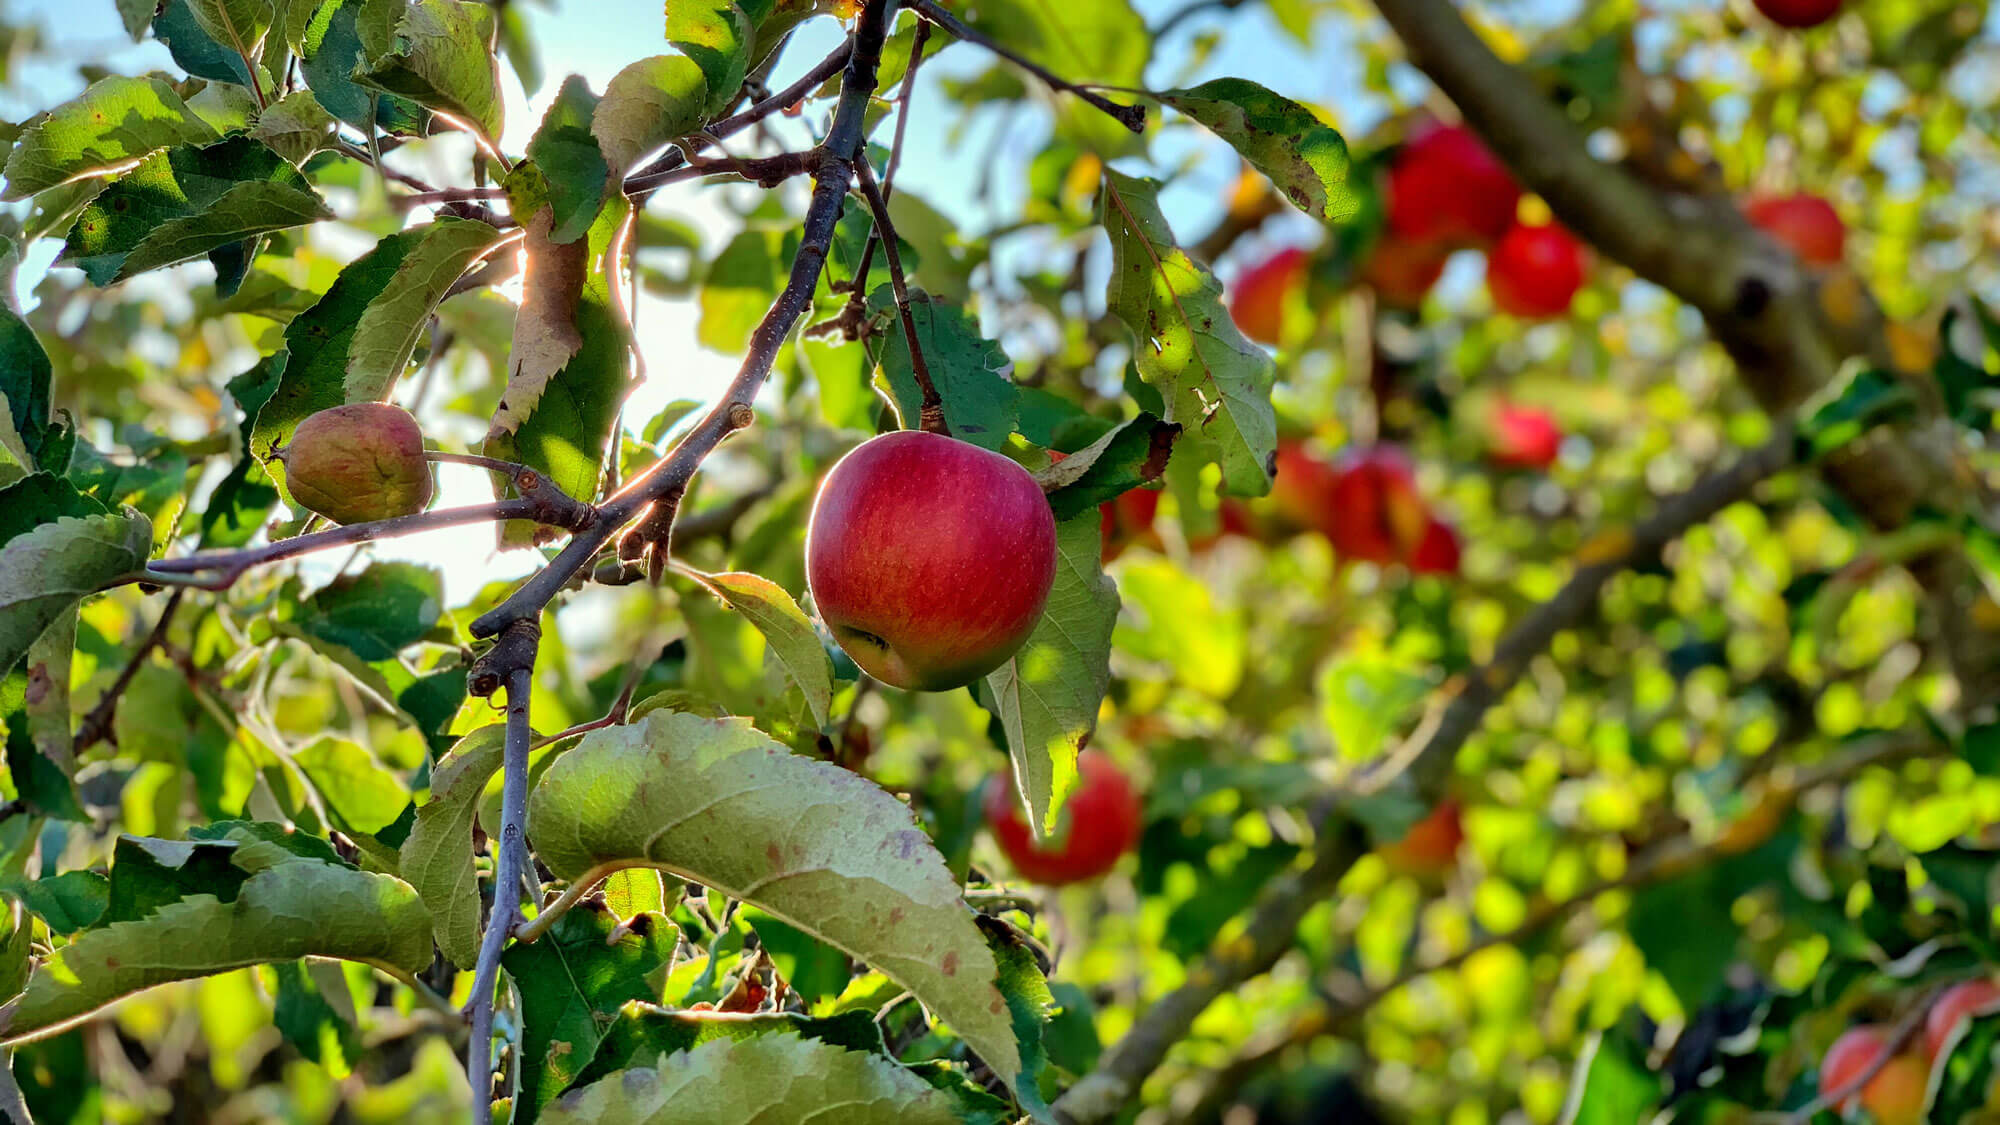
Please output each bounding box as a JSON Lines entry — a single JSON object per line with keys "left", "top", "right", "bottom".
{"left": 853, "top": 159, "right": 947, "bottom": 434}
{"left": 465, "top": 658, "right": 535, "bottom": 1125}
{"left": 467, "top": 0, "right": 899, "bottom": 654}
{"left": 1055, "top": 426, "right": 1800, "bottom": 1124}
{"left": 903, "top": 0, "right": 1147, "bottom": 134}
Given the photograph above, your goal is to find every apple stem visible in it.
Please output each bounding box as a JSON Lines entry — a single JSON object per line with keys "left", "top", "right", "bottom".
{"left": 853, "top": 158, "right": 951, "bottom": 436}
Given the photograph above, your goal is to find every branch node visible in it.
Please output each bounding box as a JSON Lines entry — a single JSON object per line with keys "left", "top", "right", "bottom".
{"left": 468, "top": 620, "right": 543, "bottom": 698}
{"left": 726, "top": 402, "right": 757, "bottom": 430}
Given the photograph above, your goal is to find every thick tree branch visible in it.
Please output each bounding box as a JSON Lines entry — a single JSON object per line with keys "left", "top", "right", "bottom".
{"left": 468, "top": 0, "right": 899, "bottom": 652}
{"left": 1055, "top": 426, "right": 1800, "bottom": 1123}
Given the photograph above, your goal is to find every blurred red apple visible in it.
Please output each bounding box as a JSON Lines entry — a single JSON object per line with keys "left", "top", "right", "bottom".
{"left": 1487, "top": 221, "right": 1586, "bottom": 318}
{"left": 1100, "top": 487, "right": 1162, "bottom": 563}
{"left": 1360, "top": 233, "right": 1452, "bottom": 310}
{"left": 984, "top": 750, "right": 1142, "bottom": 885}
{"left": 1926, "top": 980, "right": 2000, "bottom": 1060}
{"left": 1410, "top": 518, "right": 1461, "bottom": 576}
{"left": 1267, "top": 440, "right": 1345, "bottom": 534}
{"left": 1229, "top": 246, "right": 1306, "bottom": 346}
{"left": 1327, "top": 445, "right": 1431, "bottom": 565}
{"left": 1381, "top": 800, "right": 1464, "bottom": 873}
{"left": 1754, "top": 0, "right": 1842, "bottom": 28}
{"left": 1489, "top": 403, "right": 1562, "bottom": 469}
{"left": 807, "top": 430, "right": 1056, "bottom": 691}
{"left": 1386, "top": 123, "right": 1521, "bottom": 247}
{"left": 1744, "top": 192, "right": 1845, "bottom": 265}
{"left": 1821, "top": 1026, "right": 1926, "bottom": 1124}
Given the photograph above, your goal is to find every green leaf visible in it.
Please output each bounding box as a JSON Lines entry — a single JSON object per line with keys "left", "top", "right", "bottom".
{"left": 1, "top": 76, "right": 219, "bottom": 201}
{"left": 527, "top": 710, "right": 1028, "bottom": 1092}
{"left": 270, "top": 959, "right": 359, "bottom": 1075}
{"left": 665, "top": 1, "right": 753, "bottom": 121}
{"left": 116, "top": 0, "right": 157, "bottom": 38}
{"left": 502, "top": 901, "right": 680, "bottom": 1123}
{"left": 345, "top": 217, "right": 504, "bottom": 400}
{"left": 1037, "top": 414, "right": 1179, "bottom": 522}
{"left": 0, "top": 503, "right": 151, "bottom": 680}
{"left": 525, "top": 76, "right": 608, "bottom": 246}
{"left": 987, "top": 926, "right": 1055, "bottom": 1121}
{"left": 296, "top": 562, "right": 445, "bottom": 661}
{"left": 298, "top": 0, "right": 430, "bottom": 135}
{"left": 540, "top": 1035, "right": 971, "bottom": 1125}
{"left": 296, "top": 739, "right": 409, "bottom": 836}
{"left": 865, "top": 288, "right": 1020, "bottom": 451}
{"left": 696, "top": 227, "right": 796, "bottom": 354}
{"left": 682, "top": 570, "right": 834, "bottom": 728}
{"left": 1318, "top": 653, "right": 1431, "bottom": 761}
{"left": 741, "top": 909, "right": 850, "bottom": 1006}
{"left": 1154, "top": 78, "right": 1356, "bottom": 223}
{"left": 1099, "top": 169, "right": 1276, "bottom": 496}
{"left": 485, "top": 197, "right": 634, "bottom": 545}
{"left": 399, "top": 727, "right": 504, "bottom": 969}
{"left": 0, "top": 901, "right": 29, "bottom": 1002}
{"left": 981, "top": 512, "right": 1119, "bottom": 837}
{"left": 186, "top": 0, "right": 277, "bottom": 64}
{"left": 249, "top": 90, "right": 340, "bottom": 164}
{"left": 101, "top": 835, "right": 255, "bottom": 926}
{"left": 353, "top": 0, "right": 504, "bottom": 144}
{"left": 960, "top": 0, "right": 1147, "bottom": 156}
{"left": 1797, "top": 367, "right": 1917, "bottom": 460}
{"left": 0, "top": 309, "right": 53, "bottom": 473}
{"left": 62, "top": 136, "right": 328, "bottom": 286}
{"left": 1564, "top": 1029, "right": 1661, "bottom": 1125}
{"left": 155, "top": 0, "right": 260, "bottom": 86}
{"left": 592, "top": 54, "right": 711, "bottom": 177}
{"left": 0, "top": 848, "right": 432, "bottom": 1045}
{"left": 0, "top": 871, "right": 108, "bottom": 935}
{"left": 569, "top": 1003, "right": 884, "bottom": 1093}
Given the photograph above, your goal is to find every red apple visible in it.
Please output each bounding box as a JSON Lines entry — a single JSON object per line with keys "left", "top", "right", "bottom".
{"left": 1822, "top": 1026, "right": 1928, "bottom": 1124}
{"left": 1410, "top": 517, "right": 1461, "bottom": 576}
{"left": 984, "top": 749, "right": 1142, "bottom": 885}
{"left": 1926, "top": 980, "right": 2000, "bottom": 1060}
{"left": 1099, "top": 488, "right": 1162, "bottom": 563}
{"left": 1386, "top": 123, "right": 1521, "bottom": 247}
{"left": 281, "top": 402, "right": 434, "bottom": 525}
{"left": 1381, "top": 800, "right": 1464, "bottom": 873}
{"left": 1754, "top": 0, "right": 1842, "bottom": 29}
{"left": 1487, "top": 221, "right": 1587, "bottom": 319}
{"left": 1359, "top": 233, "right": 1452, "bottom": 310}
{"left": 1266, "top": 440, "right": 1343, "bottom": 534}
{"left": 1489, "top": 403, "right": 1563, "bottom": 470}
{"left": 1327, "top": 445, "right": 1431, "bottom": 566}
{"left": 806, "top": 431, "right": 1057, "bottom": 691}
{"left": 1229, "top": 246, "right": 1306, "bottom": 346}
{"left": 1744, "top": 192, "right": 1845, "bottom": 265}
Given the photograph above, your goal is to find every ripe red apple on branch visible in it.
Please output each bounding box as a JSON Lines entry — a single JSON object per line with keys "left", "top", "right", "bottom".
{"left": 1386, "top": 122, "right": 1521, "bottom": 247}
{"left": 1744, "top": 192, "right": 1846, "bottom": 265}
{"left": 279, "top": 403, "right": 435, "bottom": 526}
{"left": 1228, "top": 246, "right": 1307, "bottom": 346}
{"left": 1488, "top": 402, "right": 1563, "bottom": 470}
{"left": 984, "top": 750, "right": 1143, "bottom": 885}
{"left": 1326, "top": 444, "right": 1432, "bottom": 566}
{"left": 1486, "top": 221, "right": 1587, "bottom": 318}
{"left": 1753, "top": 0, "right": 1843, "bottom": 29}
{"left": 806, "top": 430, "right": 1057, "bottom": 691}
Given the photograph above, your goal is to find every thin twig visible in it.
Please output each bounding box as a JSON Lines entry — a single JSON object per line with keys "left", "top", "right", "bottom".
{"left": 623, "top": 149, "right": 821, "bottom": 197}
{"left": 1154, "top": 0, "right": 1250, "bottom": 37}
{"left": 392, "top": 186, "right": 509, "bottom": 210}
{"left": 74, "top": 588, "right": 185, "bottom": 752}
{"left": 334, "top": 140, "right": 437, "bottom": 193}
{"left": 904, "top": 0, "right": 1146, "bottom": 134}
{"left": 465, "top": 659, "right": 536, "bottom": 1125}
{"left": 853, "top": 159, "right": 947, "bottom": 434}
{"left": 836, "top": 18, "right": 932, "bottom": 327}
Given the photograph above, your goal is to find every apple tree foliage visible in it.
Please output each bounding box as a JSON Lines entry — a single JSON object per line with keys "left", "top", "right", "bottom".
{"left": 0, "top": 0, "right": 1997, "bottom": 1122}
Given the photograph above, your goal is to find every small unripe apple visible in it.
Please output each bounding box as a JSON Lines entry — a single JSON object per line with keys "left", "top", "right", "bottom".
{"left": 1489, "top": 403, "right": 1562, "bottom": 470}
{"left": 1380, "top": 799, "right": 1465, "bottom": 873}
{"left": 1327, "top": 445, "right": 1431, "bottom": 566}
{"left": 983, "top": 749, "right": 1142, "bottom": 885}
{"left": 1754, "top": 0, "right": 1842, "bottom": 29}
{"left": 1926, "top": 980, "right": 2000, "bottom": 1060}
{"left": 1386, "top": 123, "right": 1521, "bottom": 247}
{"left": 1744, "top": 192, "right": 1845, "bottom": 265}
{"left": 1487, "top": 222, "right": 1587, "bottom": 319}
{"left": 1410, "top": 518, "right": 1461, "bottom": 576}
{"left": 1821, "top": 1026, "right": 1928, "bottom": 1125}
{"left": 806, "top": 430, "right": 1057, "bottom": 692}
{"left": 280, "top": 402, "right": 434, "bottom": 525}
{"left": 1359, "top": 233, "right": 1451, "bottom": 310}
{"left": 1229, "top": 246, "right": 1306, "bottom": 346}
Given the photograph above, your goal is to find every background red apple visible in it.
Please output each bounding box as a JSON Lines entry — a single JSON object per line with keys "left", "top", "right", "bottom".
{"left": 1327, "top": 445, "right": 1431, "bottom": 565}
{"left": 1228, "top": 246, "right": 1306, "bottom": 346}
{"left": 1744, "top": 192, "right": 1846, "bottom": 265}
{"left": 1386, "top": 123, "right": 1521, "bottom": 247}
{"left": 1753, "top": 0, "right": 1843, "bottom": 29}
{"left": 1820, "top": 1026, "right": 1927, "bottom": 1124}
{"left": 1487, "top": 221, "right": 1587, "bottom": 318}
{"left": 1380, "top": 799, "right": 1465, "bottom": 873}
{"left": 1410, "top": 518, "right": 1462, "bottom": 576}
{"left": 1360, "top": 232, "right": 1452, "bottom": 310}
{"left": 1267, "top": 440, "right": 1344, "bottom": 534}
{"left": 1489, "top": 402, "right": 1563, "bottom": 469}
{"left": 806, "top": 430, "right": 1057, "bottom": 691}
{"left": 1100, "top": 487, "right": 1162, "bottom": 563}
{"left": 1926, "top": 979, "right": 2000, "bottom": 1060}
{"left": 984, "top": 749, "right": 1143, "bottom": 885}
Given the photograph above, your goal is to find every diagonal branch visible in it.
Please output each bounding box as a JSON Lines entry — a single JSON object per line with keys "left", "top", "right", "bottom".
{"left": 465, "top": 656, "right": 537, "bottom": 1125}
{"left": 904, "top": 0, "right": 1147, "bottom": 134}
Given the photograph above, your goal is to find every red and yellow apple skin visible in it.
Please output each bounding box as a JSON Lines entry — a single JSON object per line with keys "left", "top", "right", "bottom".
{"left": 1410, "top": 518, "right": 1462, "bottom": 576}
{"left": 1753, "top": 0, "right": 1842, "bottom": 28}
{"left": 1380, "top": 800, "right": 1465, "bottom": 873}
{"left": 1229, "top": 246, "right": 1307, "bottom": 346}
{"left": 1360, "top": 233, "right": 1451, "bottom": 310}
{"left": 1487, "top": 222, "right": 1587, "bottom": 319}
{"left": 1744, "top": 192, "right": 1846, "bottom": 265}
{"left": 1267, "top": 440, "right": 1344, "bottom": 534}
{"left": 1820, "top": 1026, "right": 1927, "bottom": 1125}
{"left": 282, "top": 402, "right": 434, "bottom": 526}
{"left": 984, "top": 750, "right": 1142, "bottom": 885}
{"left": 1386, "top": 123, "right": 1521, "bottom": 247}
{"left": 1489, "top": 403, "right": 1562, "bottom": 470}
{"left": 806, "top": 431, "right": 1057, "bottom": 692}
{"left": 1327, "top": 445, "right": 1431, "bottom": 566}
{"left": 1926, "top": 980, "right": 2000, "bottom": 1061}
